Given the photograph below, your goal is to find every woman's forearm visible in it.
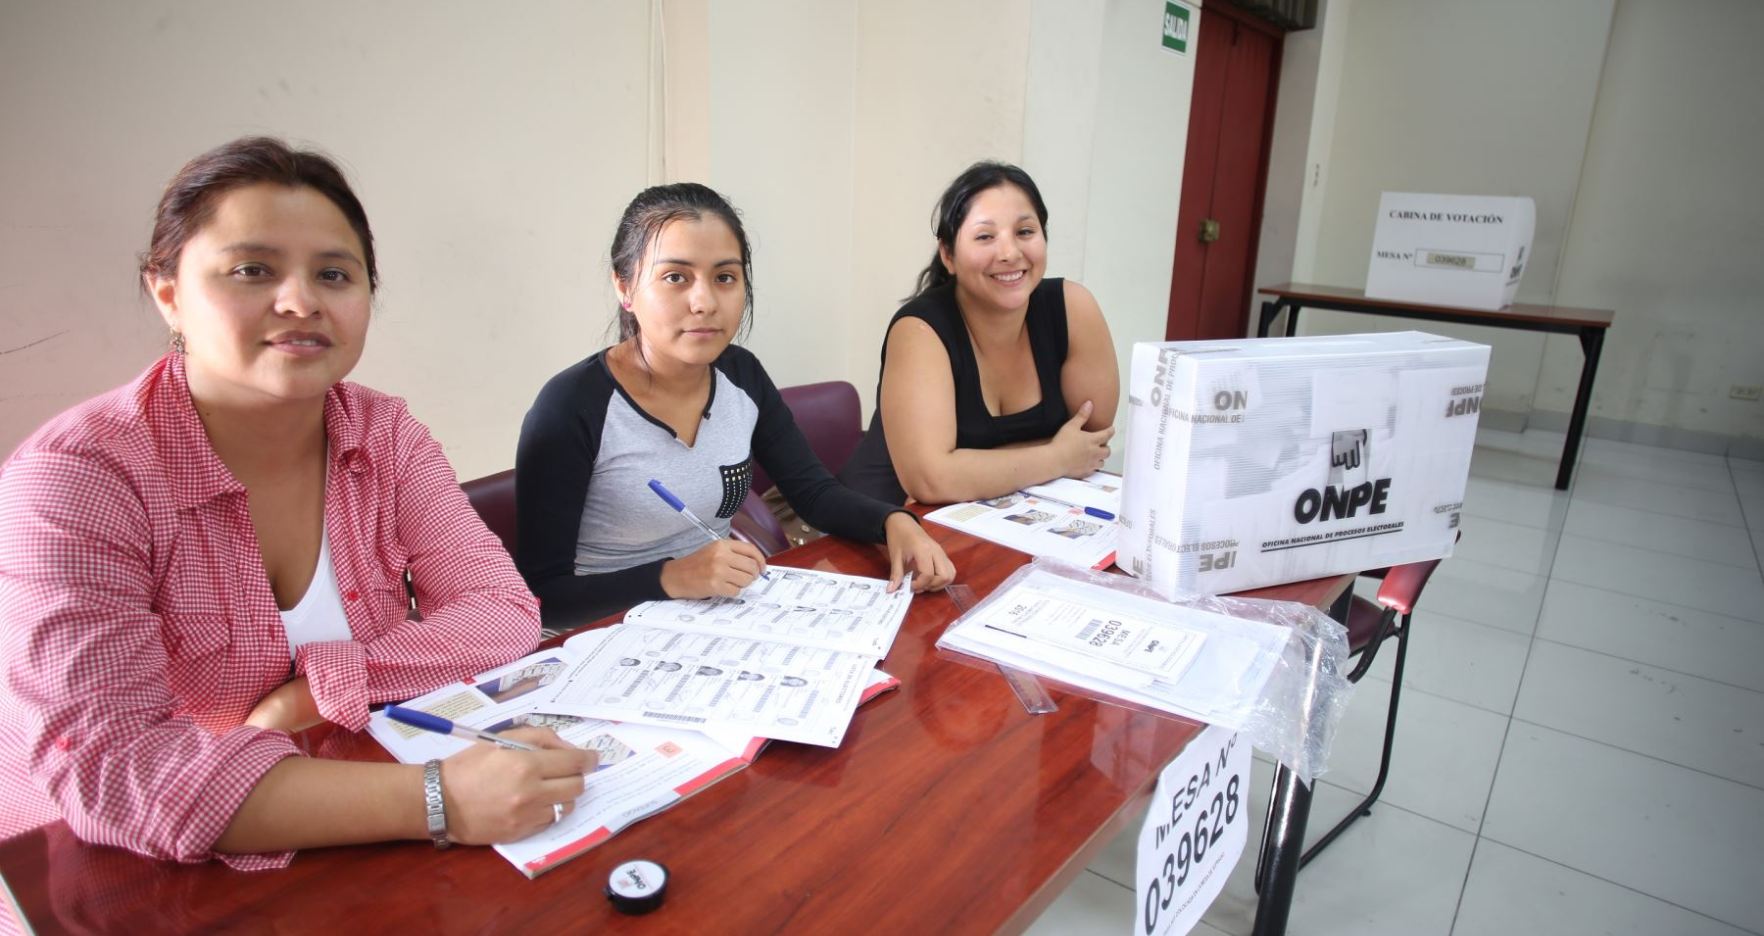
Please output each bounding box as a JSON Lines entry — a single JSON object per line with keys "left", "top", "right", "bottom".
{"left": 214, "top": 757, "right": 425, "bottom": 854}
{"left": 899, "top": 441, "right": 1065, "bottom": 505}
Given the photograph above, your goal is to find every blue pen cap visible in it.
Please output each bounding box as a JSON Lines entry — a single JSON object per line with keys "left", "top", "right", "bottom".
{"left": 647, "top": 479, "right": 686, "bottom": 511}
{"left": 385, "top": 705, "right": 452, "bottom": 734}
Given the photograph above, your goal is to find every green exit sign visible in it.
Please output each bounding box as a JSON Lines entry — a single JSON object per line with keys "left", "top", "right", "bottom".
{"left": 1162, "top": 1, "right": 1193, "bottom": 55}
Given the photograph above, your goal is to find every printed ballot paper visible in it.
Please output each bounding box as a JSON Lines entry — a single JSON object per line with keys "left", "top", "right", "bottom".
{"left": 1119, "top": 331, "right": 1488, "bottom": 598}
{"left": 925, "top": 472, "right": 1122, "bottom": 569}
{"left": 370, "top": 645, "right": 900, "bottom": 877}
{"left": 547, "top": 625, "right": 877, "bottom": 747}
{"left": 621, "top": 566, "right": 912, "bottom": 657}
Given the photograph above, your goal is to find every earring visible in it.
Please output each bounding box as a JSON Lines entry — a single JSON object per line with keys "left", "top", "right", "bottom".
{"left": 169, "top": 330, "right": 186, "bottom": 354}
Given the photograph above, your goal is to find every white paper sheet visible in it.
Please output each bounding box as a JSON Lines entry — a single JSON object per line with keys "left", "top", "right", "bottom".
{"left": 936, "top": 567, "right": 1291, "bottom": 728}
{"left": 620, "top": 567, "right": 911, "bottom": 657}
{"left": 546, "top": 625, "right": 875, "bottom": 748}
{"left": 366, "top": 649, "right": 758, "bottom": 877}
{"left": 925, "top": 494, "right": 1117, "bottom": 569}
{"left": 1021, "top": 471, "right": 1124, "bottom": 516}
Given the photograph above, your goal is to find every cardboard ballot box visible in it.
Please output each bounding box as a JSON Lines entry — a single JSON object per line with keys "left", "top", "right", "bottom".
{"left": 1119, "top": 332, "right": 1490, "bottom": 598}
{"left": 1365, "top": 193, "right": 1535, "bottom": 311}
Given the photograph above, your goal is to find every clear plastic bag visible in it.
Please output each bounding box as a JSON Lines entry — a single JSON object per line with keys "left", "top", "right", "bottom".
{"left": 936, "top": 557, "right": 1354, "bottom": 783}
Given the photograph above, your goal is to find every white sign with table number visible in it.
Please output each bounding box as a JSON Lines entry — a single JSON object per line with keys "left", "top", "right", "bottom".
{"left": 1135, "top": 726, "right": 1250, "bottom": 936}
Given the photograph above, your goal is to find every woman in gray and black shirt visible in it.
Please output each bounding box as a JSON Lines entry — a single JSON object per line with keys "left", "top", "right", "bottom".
{"left": 516, "top": 184, "right": 955, "bottom": 629}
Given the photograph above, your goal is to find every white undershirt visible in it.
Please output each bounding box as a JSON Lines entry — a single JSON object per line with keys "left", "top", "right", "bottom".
{"left": 279, "top": 520, "right": 352, "bottom": 658}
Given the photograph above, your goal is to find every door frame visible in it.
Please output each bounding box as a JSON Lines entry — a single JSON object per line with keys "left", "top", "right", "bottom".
{"left": 1165, "top": 0, "right": 1288, "bottom": 340}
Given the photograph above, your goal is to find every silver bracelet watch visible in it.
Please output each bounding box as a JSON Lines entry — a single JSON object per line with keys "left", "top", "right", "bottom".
{"left": 422, "top": 759, "right": 450, "bottom": 850}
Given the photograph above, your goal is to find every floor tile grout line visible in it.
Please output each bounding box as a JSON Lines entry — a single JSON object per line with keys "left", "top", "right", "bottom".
{"left": 1553, "top": 527, "right": 1764, "bottom": 572}
{"left": 1727, "top": 459, "right": 1764, "bottom": 581}
{"left": 1450, "top": 497, "right": 1567, "bottom": 936}
{"left": 1565, "top": 491, "right": 1749, "bottom": 530}
{"left": 1083, "top": 867, "right": 1131, "bottom": 893}
{"left": 1525, "top": 633, "right": 1764, "bottom": 698}
{"left": 1505, "top": 715, "right": 1764, "bottom": 794}
{"left": 1462, "top": 838, "right": 1764, "bottom": 936}
{"left": 1543, "top": 568, "right": 1764, "bottom": 626}
{"left": 1552, "top": 526, "right": 1763, "bottom": 572}
{"left": 1355, "top": 672, "right": 1518, "bottom": 720}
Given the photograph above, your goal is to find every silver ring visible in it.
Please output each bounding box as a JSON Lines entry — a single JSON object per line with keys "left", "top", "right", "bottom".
{"left": 552, "top": 802, "right": 565, "bottom": 824}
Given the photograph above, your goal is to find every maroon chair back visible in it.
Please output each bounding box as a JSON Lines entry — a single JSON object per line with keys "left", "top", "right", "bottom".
{"left": 750, "top": 381, "right": 863, "bottom": 494}
{"left": 461, "top": 469, "right": 518, "bottom": 559}
{"left": 730, "top": 494, "right": 791, "bottom": 556}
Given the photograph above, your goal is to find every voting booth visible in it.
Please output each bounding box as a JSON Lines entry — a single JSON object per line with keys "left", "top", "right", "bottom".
{"left": 1365, "top": 193, "right": 1535, "bottom": 311}
{"left": 1118, "top": 332, "right": 1490, "bottom": 598}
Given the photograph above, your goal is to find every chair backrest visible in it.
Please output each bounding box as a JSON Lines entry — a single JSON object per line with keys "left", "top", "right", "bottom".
{"left": 730, "top": 493, "right": 791, "bottom": 556}
{"left": 461, "top": 469, "right": 518, "bottom": 559}
{"left": 1375, "top": 531, "right": 1460, "bottom": 615}
{"left": 750, "top": 380, "right": 863, "bottom": 494}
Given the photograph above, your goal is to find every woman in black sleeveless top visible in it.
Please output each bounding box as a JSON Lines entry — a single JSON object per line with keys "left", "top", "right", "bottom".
{"left": 840, "top": 162, "right": 1119, "bottom": 505}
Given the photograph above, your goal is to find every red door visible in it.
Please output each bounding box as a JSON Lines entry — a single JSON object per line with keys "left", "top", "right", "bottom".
{"left": 1166, "top": 4, "right": 1283, "bottom": 341}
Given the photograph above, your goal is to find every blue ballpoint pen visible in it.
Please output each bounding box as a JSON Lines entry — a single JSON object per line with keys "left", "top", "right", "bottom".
{"left": 647, "top": 479, "right": 771, "bottom": 580}
{"left": 384, "top": 705, "right": 539, "bottom": 751}
{"left": 1030, "top": 492, "right": 1116, "bottom": 521}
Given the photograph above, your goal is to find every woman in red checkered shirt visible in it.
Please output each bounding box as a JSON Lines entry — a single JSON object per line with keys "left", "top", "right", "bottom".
{"left": 0, "top": 138, "right": 595, "bottom": 867}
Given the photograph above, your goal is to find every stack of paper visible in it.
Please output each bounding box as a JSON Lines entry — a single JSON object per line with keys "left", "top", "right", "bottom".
{"left": 544, "top": 567, "right": 912, "bottom": 747}
{"left": 924, "top": 471, "right": 1121, "bottom": 569}
{"left": 369, "top": 566, "right": 912, "bottom": 876}
{"left": 936, "top": 565, "right": 1292, "bottom": 728}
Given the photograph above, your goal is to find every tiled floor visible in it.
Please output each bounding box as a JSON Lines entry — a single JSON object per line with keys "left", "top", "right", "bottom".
{"left": 1027, "top": 429, "right": 1764, "bottom": 935}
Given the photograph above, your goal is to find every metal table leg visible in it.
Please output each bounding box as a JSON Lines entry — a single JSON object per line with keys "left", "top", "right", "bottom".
{"left": 1250, "top": 586, "right": 1353, "bottom": 935}
{"left": 1555, "top": 327, "right": 1606, "bottom": 491}
{"left": 1257, "top": 300, "right": 1281, "bottom": 338}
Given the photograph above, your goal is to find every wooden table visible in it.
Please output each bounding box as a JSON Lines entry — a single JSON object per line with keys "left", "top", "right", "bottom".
{"left": 0, "top": 523, "right": 1351, "bottom": 936}
{"left": 1256, "top": 282, "right": 1615, "bottom": 490}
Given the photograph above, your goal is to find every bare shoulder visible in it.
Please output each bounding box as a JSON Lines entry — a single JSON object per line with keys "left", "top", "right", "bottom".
{"left": 1061, "top": 280, "right": 1110, "bottom": 336}
{"left": 884, "top": 315, "right": 952, "bottom": 364}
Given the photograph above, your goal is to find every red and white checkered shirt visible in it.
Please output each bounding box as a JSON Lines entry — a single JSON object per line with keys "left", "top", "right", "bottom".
{"left": 0, "top": 354, "right": 540, "bottom": 869}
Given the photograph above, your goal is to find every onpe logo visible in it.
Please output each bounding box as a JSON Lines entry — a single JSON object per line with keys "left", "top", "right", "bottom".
{"left": 1329, "top": 429, "right": 1369, "bottom": 487}
{"left": 1213, "top": 389, "right": 1247, "bottom": 411}
{"left": 1149, "top": 349, "right": 1181, "bottom": 408}
{"left": 1198, "top": 550, "right": 1236, "bottom": 572}
{"left": 1445, "top": 396, "right": 1481, "bottom": 417}
{"left": 1294, "top": 479, "right": 1392, "bottom": 524}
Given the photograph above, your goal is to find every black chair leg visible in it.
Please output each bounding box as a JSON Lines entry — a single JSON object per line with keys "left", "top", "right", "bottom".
{"left": 1296, "top": 612, "right": 1412, "bottom": 869}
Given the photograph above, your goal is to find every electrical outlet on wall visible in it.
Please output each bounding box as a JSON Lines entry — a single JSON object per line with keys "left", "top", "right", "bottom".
{"left": 1731, "top": 385, "right": 1763, "bottom": 402}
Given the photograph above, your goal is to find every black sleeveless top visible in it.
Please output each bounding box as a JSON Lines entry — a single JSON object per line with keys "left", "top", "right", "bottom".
{"left": 838, "top": 277, "right": 1070, "bottom": 504}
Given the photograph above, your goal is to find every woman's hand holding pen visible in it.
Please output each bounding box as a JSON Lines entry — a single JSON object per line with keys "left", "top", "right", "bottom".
{"left": 440, "top": 727, "right": 598, "bottom": 845}
{"left": 661, "top": 539, "right": 769, "bottom": 599}
{"left": 883, "top": 512, "right": 955, "bottom": 594}
{"left": 1051, "top": 400, "right": 1114, "bottom": 479}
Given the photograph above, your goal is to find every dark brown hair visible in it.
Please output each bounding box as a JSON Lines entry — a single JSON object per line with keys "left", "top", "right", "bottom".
{"left": 913, "top": 161, "right": 1049, "bottom": 299}
{"left": 140, "top": 136, "right": 378, "bottom": 291}
{"left": 609, "top": 182, "right": 754, "bottom": 343}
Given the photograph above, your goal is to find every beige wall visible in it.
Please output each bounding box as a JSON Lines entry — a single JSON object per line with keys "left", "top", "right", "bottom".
{"left": 2, "top": 0, "right": 1201, "bottom": 476}
{"left": 0, "top": 0, "right": 652, "bottom": 480}
{"left": 846, "top": 1, "right": 1034, "bottom": 400}
{"left": 1072, "top": 0, "right": 1201, "bottom": 438}
{"left": 1540, "top": 0, "right": 1764, "bottom": 444}
{"left": 1253, "top": 0, "right": 1353, "bottom": 292}
{"left": 1261, "top": 0, "right": 1763, "bottom": 448}
{"left": 1293, "top": 0, "right": 1616, "bottom": 415}
{"left": 704, "top": 0, "right": 865, "bottom": 389}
